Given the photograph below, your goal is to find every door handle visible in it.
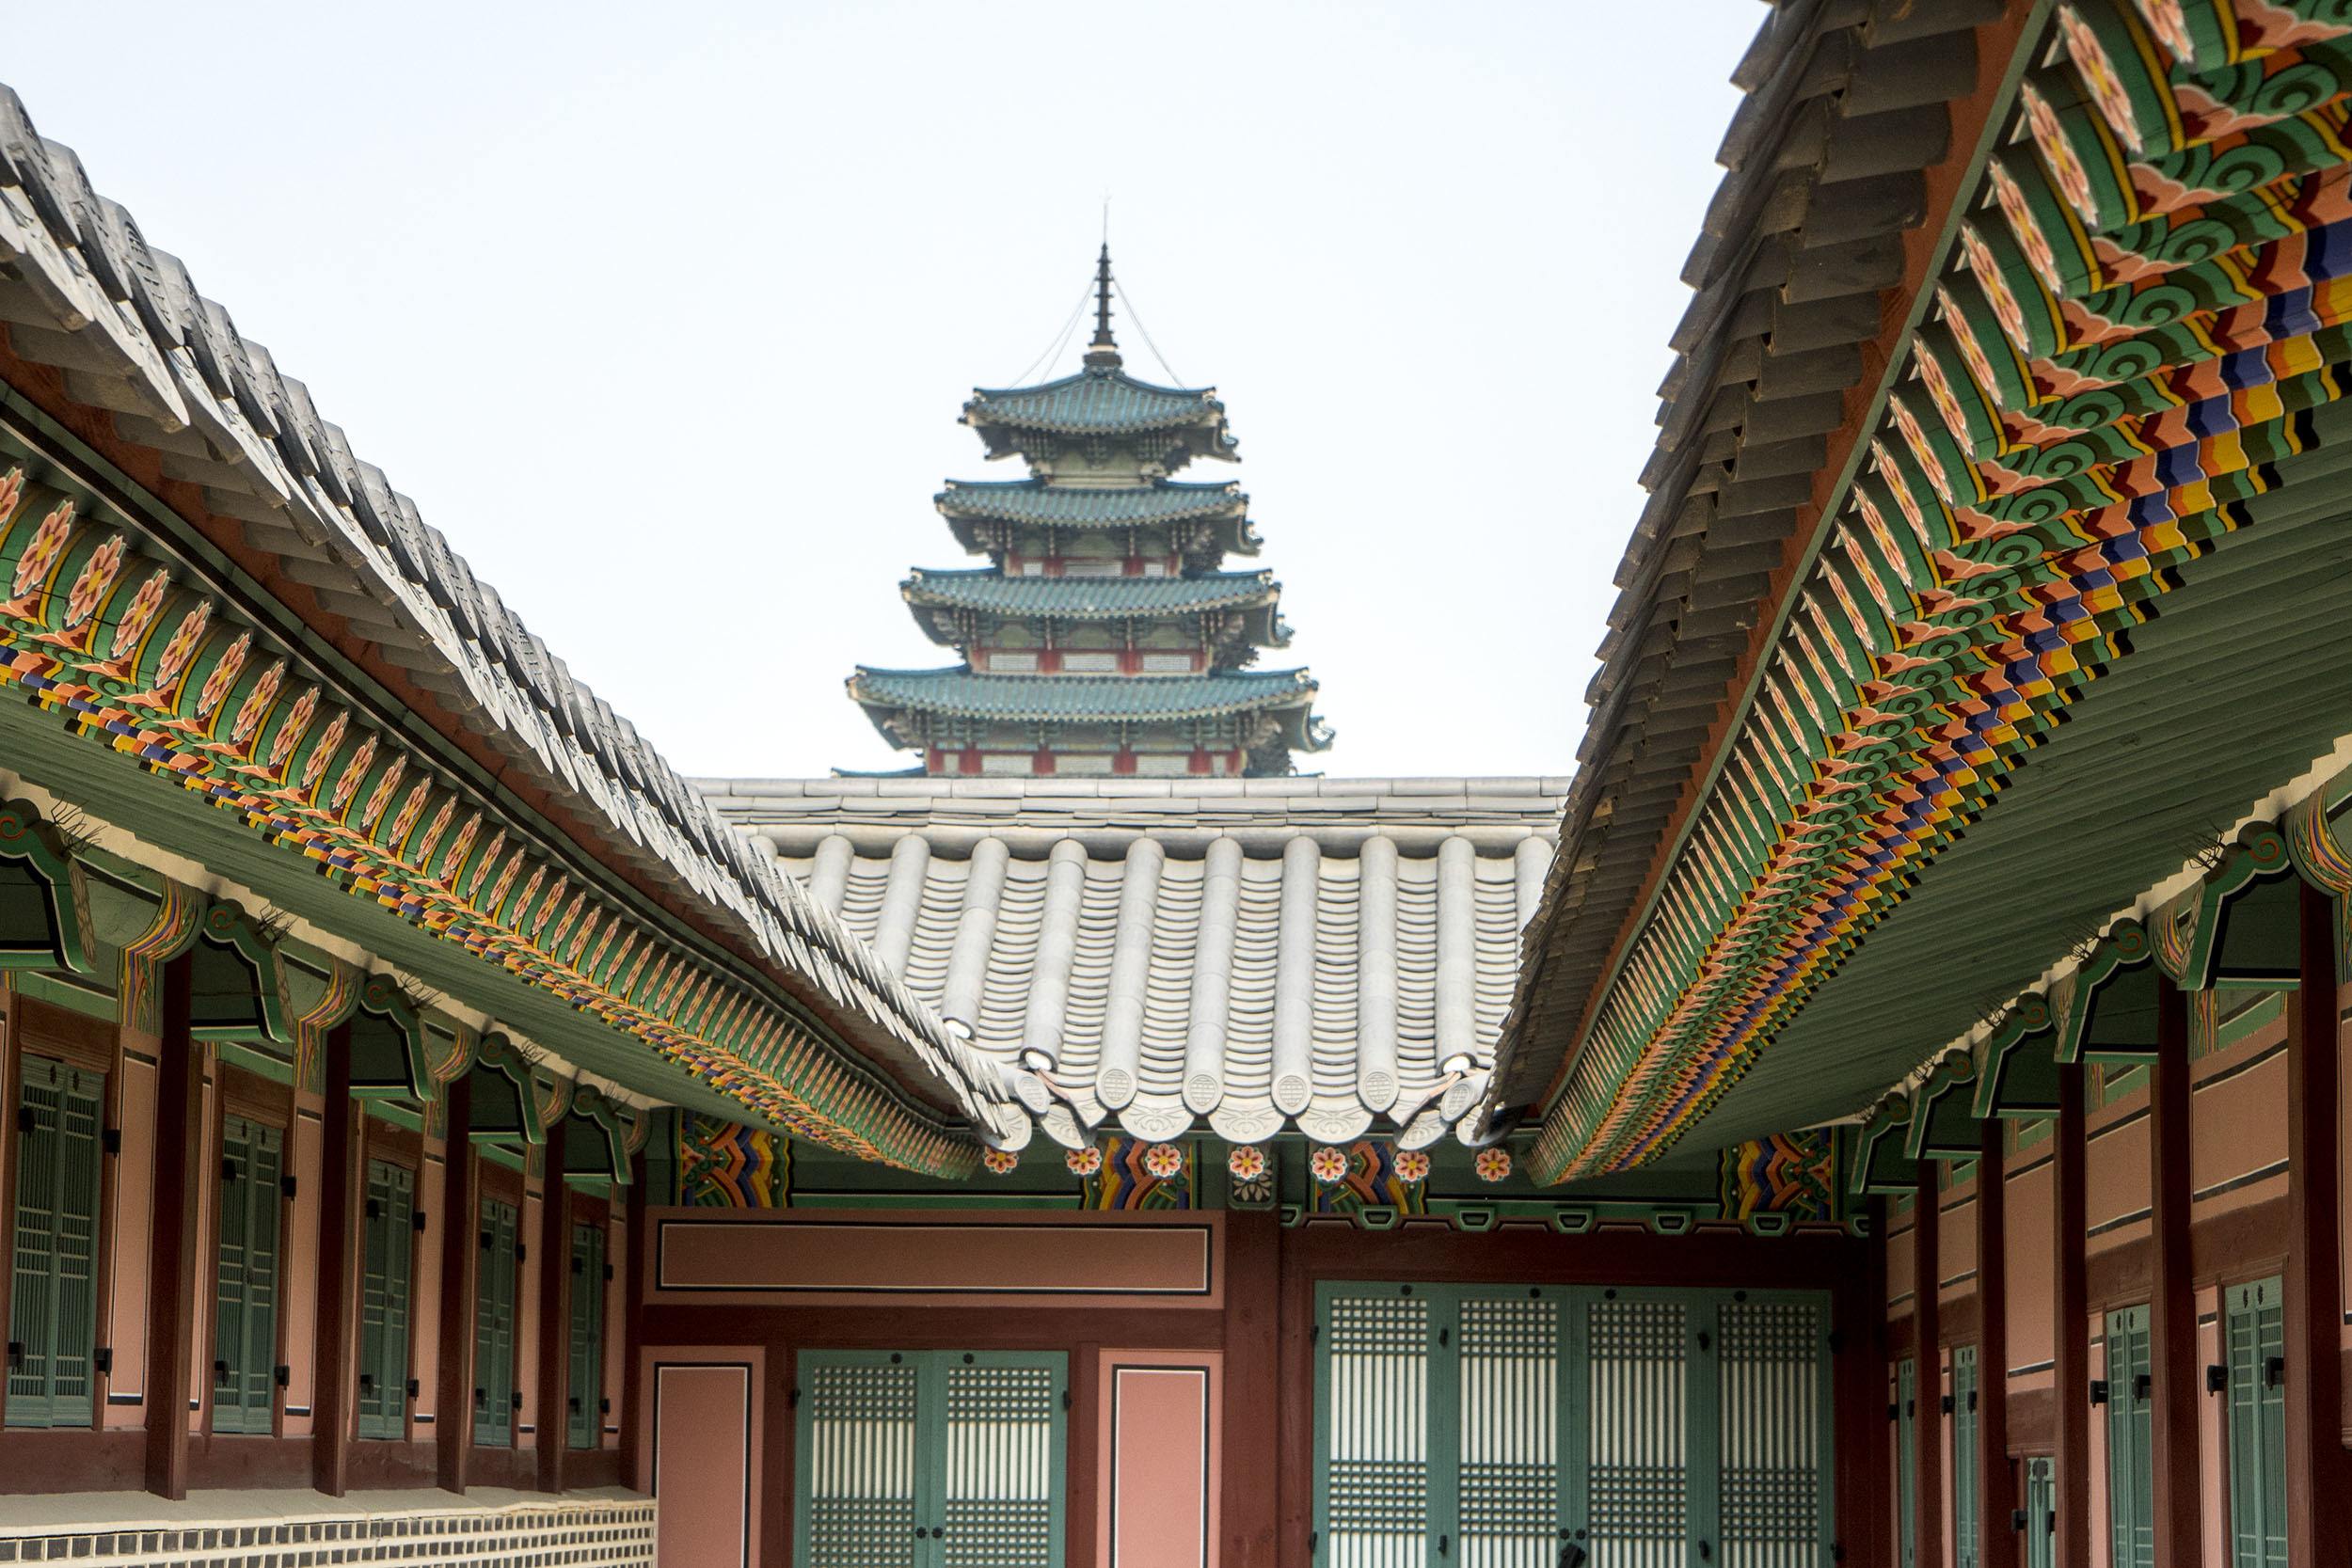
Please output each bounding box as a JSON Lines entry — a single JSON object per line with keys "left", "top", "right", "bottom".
{"left": 1438, "top": 1535, "right": 1449, "bottom": 1557}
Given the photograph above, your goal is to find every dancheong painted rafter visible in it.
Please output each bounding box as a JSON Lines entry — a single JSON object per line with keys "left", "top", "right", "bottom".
{"left": 1499, "top": 0, "right": 2352, "bottom": 1181}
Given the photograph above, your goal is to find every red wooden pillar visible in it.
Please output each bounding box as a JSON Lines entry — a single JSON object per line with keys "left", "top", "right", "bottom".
{"left": 534, "top": 1115, "right": 571, "bottom": 1494}
{"left": 311, "top": 1022, "right": 358, "bottom": 1496}
{"left": 2148, "top": 975, "right": 2200, "bottom": 1562}
{"left": 2053, "top": 1060, "right": 2090, "bottom": 1568}
{"left": 2285, "top": 879, "right": 2347, "bottom": 1560}
{"left": 142, "top": 954, "right": 199, "bottom": 1500}
{"left": 435, "top": 1069, "right": 475, "bottom": 1494}
{"left": 1976, "top": 1116, "right": 2017, "bottom": 1568}
{"left": 1913, "top": 1167, "right": 1945, "bottom": 1568}
{"left": 1222, "top": 1209, "right": 1280, "bottom": 1568}
{"left": 621, "top": 1150, "right": 647, "bottom": 1494}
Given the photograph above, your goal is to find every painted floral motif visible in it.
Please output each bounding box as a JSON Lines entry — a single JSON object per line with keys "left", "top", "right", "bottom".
{"left": 1141, "top": 1142, "right": 1185, "bottom": 1180}
{"left": 61, "top": 534, "right": 125, "bottom": 629}
{"left": 266, "top": 685, "right": 320, "bottom": 773}
{"left": 327, "top": 734, "right": 378, "bottom": 815}
{"left": 1066, "top": 1145, "right": 1104, "bottom": 1177}
{"left": 1309, "top": 1146, "right": 1349, "bottom": 1184}
{"left": 1473, "top": 1147, "right": 1513, "bottom": 1183}
{"left": 193, "top": 632, "right": 252, "bottom": 723}
{"left": 981, "top": 1148, "right": 1020, "bottom": 1175}
{"left": 8, "top": 500, "right": 75, "bottom": 606}
{"left": 296, "top": 707, "right": 348, "bottom": 792}
{"left": 1392, "top": 1149, "right": 1432, "bottom": 1184}
{"left": 0, "top": 467, "right": 24, "bottom": 529}
{"left": 150, "top": 599, "right": 212, "bottom": 690}
{"left": 385, "top": 777, "right": 435, "bottom": 849}
{"left": 1225, "top": 1144, "right": 1266, "bottom": 1181}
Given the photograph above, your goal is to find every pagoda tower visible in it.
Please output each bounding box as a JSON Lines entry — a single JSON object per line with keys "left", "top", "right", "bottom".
{"left": 848, "top": 248, "right": 1331, "bottom": 777}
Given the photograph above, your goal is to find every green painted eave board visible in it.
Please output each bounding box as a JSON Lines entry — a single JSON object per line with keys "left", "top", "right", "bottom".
{"left": 1682, "top": 422, "right": 2352, "bottom": 1154}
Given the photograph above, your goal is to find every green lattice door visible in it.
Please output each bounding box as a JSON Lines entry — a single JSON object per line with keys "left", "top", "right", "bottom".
{"left": 1953, "top": 1346, "right": 1979, "bottom": 1568}
{"left": 472, "top": 1196, "right": 519, "bottom": 1448}
{"left": 1895, "top": 1358, "right": 1915, "bottom": 1568}
{"left": 213, "top": 1116, "right": 282, "bottom": 1433}
{"left": 794, "top": 1350, "right": 1066, "bottom": 1568}
{"left": 1313, "top": 1284, "right": 1832, "bottom": 1568}
{"left": 2104, "top": 1305, "right": 2153, "bottom": 1568}
{"left": 356, "top": 1159, "right": 414, "bottom": 1440}
{"left": 566, "top": 1220, "right": 606, "bottom": 1450}
{"left": 6, "top": 1054, "right": 103, "bottom": 1428}
{"left": 2024, "top": 1457, "right": 2056, "bottom": 1568}
{"left": 2223, "top": 1277, "right": 2285, "bottom": 1568}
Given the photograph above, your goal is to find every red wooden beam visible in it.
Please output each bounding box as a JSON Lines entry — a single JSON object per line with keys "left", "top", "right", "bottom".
{"left": 310, "top": 1022, "right": 358, "bottom": 1497}
{"left": 2148, "top": 975, "right": 2201, "bottom": 1562}
{"left": 434, "top": 1070, "right": 475, "bottom": 1494}
{"left": 534, "top": 1116, "right": 571, "bottom": 1495}
{"left": 1976, "top": 1117, "right": 2017, "bottom": 1568}
{"left": 1914, "top": 1168, "right": 1945, "bottom": 1568}
{"left": 2053, "top": 1060, "right": 2090, "bottom": 1568}
{"left": 2285, "top": 879, "right": 2346, "bottom": 1560}
{"left": 142, "top": 954, "right": 198, "bottom": 1500}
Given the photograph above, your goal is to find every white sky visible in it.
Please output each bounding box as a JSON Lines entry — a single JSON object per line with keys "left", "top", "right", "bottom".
{"left": 10, "top": 0, "right": 1757, "bottom": 780}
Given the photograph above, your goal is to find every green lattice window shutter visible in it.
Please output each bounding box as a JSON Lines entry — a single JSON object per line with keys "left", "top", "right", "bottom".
{"left": 567, "top": 1221, "right": 605, "bottom": 1450}
{"left": 2104, "top": 1305, "right": 2154, "bottom": 1568}
{"left": 1311, "top": 1284, "right": 1830, "bottom": 1567}
{"left": 794, "top": 1350, "right": 1065, "bottom": 1568}
{"left": 213, "top": 1116, "right": 282, "bottom": 1434}
{"left": 2224, "top": 1276, "right": 2286, "bottom": 1568}
{"left": 472, "top": 1196, "right": 519, "bottom": 1449}
{"left": 1896, "top": 1357, "right": 1916, "bottom": 1568}
{"left": 6, "top": 1055, "right": 103, "bottom": 1429}
{"left": 2025, "top": 1456, "right": 2057, "bottom": 1568}
{"left": 356, "top": 1160, "right": 414, "bottom": 1441}
{"left": 1954, "top": 1344, "right": 1979, "bottom": 1568}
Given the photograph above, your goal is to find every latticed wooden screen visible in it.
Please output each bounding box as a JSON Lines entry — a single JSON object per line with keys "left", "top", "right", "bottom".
{"left": 2103, "top": 1305, "right": 2153, "bottom": 1568}
{"left": 2023, "top": 1457, "right": 2055, "bottom": 1568}
{"left": 794, "top": 1350, "right": 1066, "bottom": 1568}
{"left": 473, "top": 1196, "right": 520, "bottom": 1448}
{"left": 568, "top": 1221, "right": 607, "bottom": 1450}
{"left": 1313, "top": 1285, "right": 1833, "bottom": 1568}
{"left": 357, "top": 1159, "right": 415, "bottom": 1440}
{"left": 213, "top": 1116, "right": 283, "bottom": 1433}
{"left": 6, "top": 1053, "right": 103, "bottom": 1428}
{"left": 2223, "top": 1277, "right": 2286, "bottom": 1568}
{"left": 1951, "top": 1345, "right": 1979, "bottom": 1568}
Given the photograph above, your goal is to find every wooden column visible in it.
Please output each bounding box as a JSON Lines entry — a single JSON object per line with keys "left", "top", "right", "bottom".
{"left": 434, "top": 1069, "right": 475, "bottom": 1495}
{"left": 620, "top": 1150, "right": 647, "bottom": 1494}
{"left": 2148, "top": 975, "right": 2201, "bottom": 1562}
{"left": 142, "top": 953, "right": 199, "bottom": 1500}
{"left": 1913, "top": 1167, "right": 1945, "bottom": 1568}
{"left": 2285, "top": 879, "right": 2346, "bottom": 1561}
{"left": 534, "top": 1115, "right": 571, "bottom": 1495}
{"left": 1976, "top": 1116, "right": 2017, "bottom": 1568}
{"left": 1222, "top": 1208, "right": 1280, "bottom": 1568}
{"left": 310, "top": 1022, "right": 358, "bottom": 1497}
{"left": 2053, "top": 1059, "right": 2090, "bottom": 1568}
{"left": 1863, "top": 1195, "right": 1893, "bottom": 1559}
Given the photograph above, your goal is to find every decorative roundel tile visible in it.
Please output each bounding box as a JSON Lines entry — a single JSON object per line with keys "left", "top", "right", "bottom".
{"left": 1142, "top": 1142, "right": 1186, "bottom": 1180}
{"left": 1392, "top": 1148, "right": 1432, "bottom": 1184}
{"left": 1310, "top": 1145, "right": 1350, "bottom": 1184}
{"left": 1473, "top": 1147, "right": 1513, "bottom": 1183}
{"left": 1226, "top": 1144, "right": 1267, "bottom": 1180}
{"left": 981, "top": 1148, "right": 1020, "bottom": 1175}
{"left": 1065, "top": 1145, "right": 1104, "bottom": 1177}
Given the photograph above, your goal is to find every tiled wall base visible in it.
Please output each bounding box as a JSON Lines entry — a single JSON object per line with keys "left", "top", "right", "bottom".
{"left": 0, "top": 1487, "right": 653, "bottom": 1566}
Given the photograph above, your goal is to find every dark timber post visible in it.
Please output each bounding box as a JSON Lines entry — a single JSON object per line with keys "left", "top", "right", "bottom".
{"left": 1976, "top": 1116, "right": 2017, "bottom": 1568}
{"left": 143, "top": 952, "right": 199, "bottom": 1500}
{"left": 1913, "top": 1167, "right": 1945, "bottom": 1568}
{"left": 2285, "top": 879, "right": 2346, "bottom": 1561}
{"left": 621, "top": 1150, "right": 647, "bottom": 1493}
{"left": 2053, "top": 1060, "right": 2090, "bottom": 1568}
{"left": 2148, "top": 975, "right": 2200, "bottom": 1562}
{"left": 311, "top": 1021, "right": 358, "bottom": 1496}
{"left": 535, "top": 1114, "right": 571, "bottom": 1494}
{"left": 435, "top": 1069, "right": 475, "bottom": 1494}
{"left": 1221, "top": 1208, "right": 1280, "bottom": 1568}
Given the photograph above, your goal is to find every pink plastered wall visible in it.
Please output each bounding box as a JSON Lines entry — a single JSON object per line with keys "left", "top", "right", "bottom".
{"left": 280, "top": 1101, "right": 324, "bottom": 1439}
{"left": 1939, "top": 1178, "right": 1977, "bottom": 1307}
{"left": 186, "top": 1054, "right": 215, "bottom": 1434}
{"left": 643, "top": 1347, "right": 762, "bottom": 1568}
{"left": 1096, "top": 1353, "right": 1221, "bottom": 1568}
{"left": 411, "top": 1141, "right": 444, "bottom": 1427}
{"left": 2004, "top": 1156, "right": 2055, "bottom": 1386}
{"left": 603, "top": 1206, "right": 627, "bottom": 1449}
{"left": 518, "top": 1185, "right": 542, "bottom": 1449}
{"left": 103, "top": 1043, "right": 155, "bottom": 1430}
{"left": 2084, "top": 1101, "right": 2151, "bottom": 1256}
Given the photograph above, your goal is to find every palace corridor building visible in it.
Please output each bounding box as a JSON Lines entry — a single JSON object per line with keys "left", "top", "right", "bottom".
{"left": 1, "top": 0, "right": 2351, "bottom": 1563}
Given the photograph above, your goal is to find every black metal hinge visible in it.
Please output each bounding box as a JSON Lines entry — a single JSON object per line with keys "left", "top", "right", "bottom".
{"left": 101, "top": 1128, "right": 119, "bottom": 1155}
{"left": 2266, "top": 1354, "right": 2286, "bottom": 1389}
{"left": 93, "top": 1346, "right": 111, "bottom": 1374}
{"left": 2090, "top": 1379, "right": 2109, "bottom": 1405}
{"left": 604, "top": 1262, "right": 614, "bottom": 1282}
{"left": 788, "top": 1386, "right": 802, "bottom": 1408}
{"left": 2206, "top": 1363, "right": 2227, "bottom": 1394}
{"left": 275, "top": 1365, "right": 290, "bottom": 1389}
{"left": 2133, "top": 1372, "right": 2151, "bottom": 1402}
{"left": 222, "top": 1156, "right": 238, "bottom": 1182}
{"left": 280, "top": 1175, "right": 297, "bottom": 1201}
{"left": 366, "top": 1198, "right": 382, "bottom": 1220}
{"left": 1967, "top": 1389, "right": 1978, "bottom": 1412}
{"left": 571, "top": 1255, "right": 583, "bottom": 1275}
{"left": 413, "top": 1209, "right": 428, "bottom": 1232}
{"left": 14, "top": 1106, "right": 31, "bottom": 1134}
{"left": 1940, "top": 1394, "right": 1954, "bottom": 1415}
{"left": 516, "top": 1242, "right": 527, "bottom": 1263}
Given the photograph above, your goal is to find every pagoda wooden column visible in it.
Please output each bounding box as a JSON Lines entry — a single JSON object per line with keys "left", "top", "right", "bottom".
{"left": 2148, "top": 975, "right": 2200, "bottom": 1563}
{"left": 435, "top": 1069, "right": 475, "bottom": 1494}
{"left": 1976, "top": 1115, "right": 2017, "bottom": 1568}
{"left": 142, "top": 953, "right": 199, "bottom": 1500}
{"left": 1912, "top": 1167, "right": 1945, "bottom": 1568}
{"left": 2052, "top": 1059, "right": 2090, "bottom": 1568}
{"left": 534, "top": 1115, "right": 572, "bottom": 1495}
{"left": 2285, "top": 879, "right": 2347, "bottom": 1560}
{"left": 311, "top": 1022, "right": 358, "bottom": 1497}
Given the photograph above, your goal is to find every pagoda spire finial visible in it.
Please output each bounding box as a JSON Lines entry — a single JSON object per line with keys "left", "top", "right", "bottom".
{"left": 1083, "top": 243, "right": 1121, "bottom": 370}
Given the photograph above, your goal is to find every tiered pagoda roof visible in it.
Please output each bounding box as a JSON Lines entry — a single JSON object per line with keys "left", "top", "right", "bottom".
{"left": 849, "top": 246, "right": 1330, "bottom": 778}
